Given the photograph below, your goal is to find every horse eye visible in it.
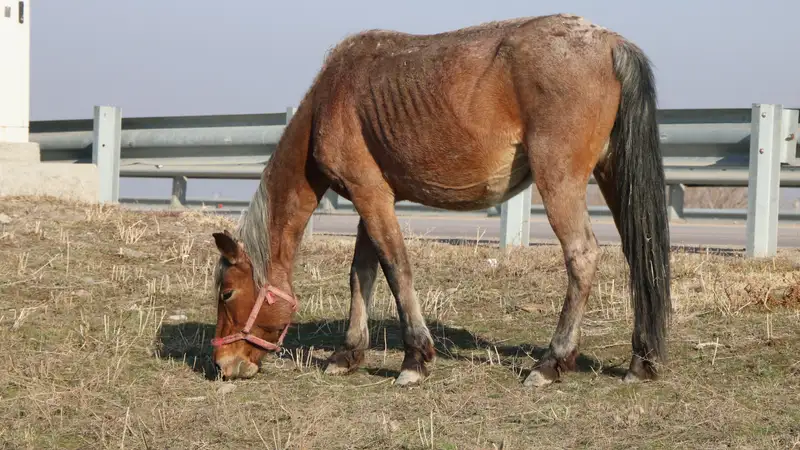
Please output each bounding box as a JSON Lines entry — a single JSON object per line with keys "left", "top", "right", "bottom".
{"left": 221, "top": 290, "right": 234, "bottom": 301}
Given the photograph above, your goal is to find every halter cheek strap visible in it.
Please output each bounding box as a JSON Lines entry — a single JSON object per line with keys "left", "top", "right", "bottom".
{"left": 210, "top": 285, "right": 299, "bottom": 352}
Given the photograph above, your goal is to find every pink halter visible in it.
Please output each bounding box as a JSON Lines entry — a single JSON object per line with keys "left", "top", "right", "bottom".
{"left": 210, "top": 284, "right": 298, "bottom": 352}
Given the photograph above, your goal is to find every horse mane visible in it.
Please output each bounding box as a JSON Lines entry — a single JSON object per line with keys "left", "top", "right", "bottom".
{"left": 213, "top": 174, "right": 271, "bottom": 293}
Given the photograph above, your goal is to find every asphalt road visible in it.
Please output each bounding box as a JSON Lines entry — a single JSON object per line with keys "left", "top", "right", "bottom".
{"left": 310, "top": 213, "right": 800, "bottom": 249}
{"left": 123, "top": 203, "right": 799, "bottom": 249}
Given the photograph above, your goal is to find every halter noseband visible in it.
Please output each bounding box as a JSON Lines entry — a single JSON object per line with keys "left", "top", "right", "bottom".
{"left": 210, "top": 284, "right": 298, "bottom": 352}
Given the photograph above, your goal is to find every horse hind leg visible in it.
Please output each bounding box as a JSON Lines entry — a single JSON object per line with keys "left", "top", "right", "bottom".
{"left": 523, "top": 192, "right": 599, "bottom": 387}
{"left": 522, "top": 135, "right": 603, "bottom": 388}
{"left": 325, "top": 219, "right": 379, "bottom": 375}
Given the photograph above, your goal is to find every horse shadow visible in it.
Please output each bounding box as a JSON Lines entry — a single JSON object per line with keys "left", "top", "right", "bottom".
{"left": 154, "top": 318, "right": 627, "bottom": 381}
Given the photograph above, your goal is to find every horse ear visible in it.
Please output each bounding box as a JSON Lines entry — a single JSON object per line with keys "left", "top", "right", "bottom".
{"left": 213, "top": 231, "right": 240, "bottom": 264}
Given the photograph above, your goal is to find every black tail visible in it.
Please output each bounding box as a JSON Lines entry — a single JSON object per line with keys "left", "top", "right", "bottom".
{"left": 610, "top": 40, "right": 671, "bottom": 365}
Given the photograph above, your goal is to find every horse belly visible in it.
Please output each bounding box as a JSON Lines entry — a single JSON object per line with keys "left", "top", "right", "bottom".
{"left": 389, "top": 143, "right": 532, "bottom": 211}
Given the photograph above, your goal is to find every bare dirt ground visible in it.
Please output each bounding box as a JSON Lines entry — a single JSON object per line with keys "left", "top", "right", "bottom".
{"left": 0, "top": 197, "right": 799, "bottom": 449}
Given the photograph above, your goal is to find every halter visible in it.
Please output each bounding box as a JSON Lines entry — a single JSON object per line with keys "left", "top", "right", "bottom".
{"left": 210, "top": 284, "right": 298, "bottom": 352}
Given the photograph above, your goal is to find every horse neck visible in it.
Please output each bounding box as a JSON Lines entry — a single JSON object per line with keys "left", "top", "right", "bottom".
{"left": 252, "top": 103, "right": 324, "bottom": 292}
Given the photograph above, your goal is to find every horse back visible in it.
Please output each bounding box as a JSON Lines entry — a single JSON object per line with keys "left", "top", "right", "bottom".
{"left": 307, "top": 14, "right": 620, "bottom": 208}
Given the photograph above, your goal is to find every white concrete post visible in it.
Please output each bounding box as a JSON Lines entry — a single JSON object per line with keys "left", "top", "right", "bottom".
{"left": 92, "top": 105, "right": 122, "bottom": 204}
{"left": 668, "top": 184, "right": 685, "bottom": 221}
{"left": 171, "top": 176, "right": 187, "bottom": 208}
{"left": 745, "top": 103, "right": 783, "bottom": 258}
{"left": 499, "top": 185, "right": 532, "bottom": 250}
{"left": 0, "top": 0, "right": 31, "bottom": 143}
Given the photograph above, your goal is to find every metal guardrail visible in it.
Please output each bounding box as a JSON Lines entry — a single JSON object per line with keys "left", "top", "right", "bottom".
{"left": 29, "top": 104, "right": 800, "bottom": 258}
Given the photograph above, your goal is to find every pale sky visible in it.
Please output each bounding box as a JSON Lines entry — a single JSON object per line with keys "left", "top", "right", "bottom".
{"left": 29, "top": 0, "right": 800, "bottom": 202}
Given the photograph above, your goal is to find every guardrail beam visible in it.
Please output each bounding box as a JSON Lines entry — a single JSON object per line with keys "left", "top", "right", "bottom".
{"left": 32, "top": 103, "right": 800, "bottom": 253}
{"left": 746, "top": 103, "right": 783, "bottom": 258}
{"left": 92, "top": 105, "right": 122, "bottom": 203}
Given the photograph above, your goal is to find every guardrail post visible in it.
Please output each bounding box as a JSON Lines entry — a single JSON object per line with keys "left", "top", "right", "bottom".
{"left": 318, "top": 190, "right": 338, "bottom": 213}
{"left": 171, "top": 176, "right": 187, "bottom": 208}
{"left": 668, "top": 184, "right": 685, "bottom": 221}
{"left": 92, "top": 105, "right": 122, "bottom": 203}
{"left": 779, "top": 108, "right": 799, "bottom": 166}
{"left": 499, "top": 185, "right": 532, "bottom": 250}
{"left": 745, "top": 103, "right": 783, "bottom": 258}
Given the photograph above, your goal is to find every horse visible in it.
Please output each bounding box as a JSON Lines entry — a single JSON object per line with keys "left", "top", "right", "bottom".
{"left": 208, "top": 13, "right": 671, "bottom": 388}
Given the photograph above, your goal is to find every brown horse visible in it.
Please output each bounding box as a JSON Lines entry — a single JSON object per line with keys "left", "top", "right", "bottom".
{"left": 209, "top": 13, "right": 671, "bottom": 388}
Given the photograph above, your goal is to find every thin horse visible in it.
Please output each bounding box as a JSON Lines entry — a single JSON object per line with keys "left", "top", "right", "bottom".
{"left": 209, "top": 13, "right": 671, "bottom": 387}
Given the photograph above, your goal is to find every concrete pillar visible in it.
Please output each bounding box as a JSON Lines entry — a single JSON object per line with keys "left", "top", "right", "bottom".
{"left": 0, "top": 0, "right": 30, "bottom": 143}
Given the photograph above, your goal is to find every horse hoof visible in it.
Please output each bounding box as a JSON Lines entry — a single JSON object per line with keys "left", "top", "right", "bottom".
{"left": 323, "top": 363, "right": 353, "bottom": 376}
{"left": 324, "top": 349, "right": 364, "bottom": 376}
{"left": 523, "top": 369, "right": 555, "bottom": 388}
{"left": 623, "top": 370, "right": 642, "bottom": 383}
{"left": 395, "top": 369, "right": 424, "bottom": 386}
{"left": 624, "top": 355, "right": 659, "bottom": 383}
{"left": 622, "top": 366, "right": 658, "bottom": 383}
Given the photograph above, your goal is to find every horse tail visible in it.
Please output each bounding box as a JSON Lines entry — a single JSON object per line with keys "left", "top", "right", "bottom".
{"left": 609, "top": 39, "right": 672, "bottom": 366}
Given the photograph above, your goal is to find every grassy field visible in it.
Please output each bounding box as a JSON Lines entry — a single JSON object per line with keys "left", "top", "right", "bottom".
{"left": 0, "top": 197, "right": 798, "bottom": 449}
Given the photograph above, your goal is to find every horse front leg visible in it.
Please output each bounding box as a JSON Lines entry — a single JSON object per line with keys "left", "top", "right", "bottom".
{"left": 325, "top": 219, "right": 380, "bottom": 375}
{"left": 347, "top": 189, "right": 435, "bottom": 386}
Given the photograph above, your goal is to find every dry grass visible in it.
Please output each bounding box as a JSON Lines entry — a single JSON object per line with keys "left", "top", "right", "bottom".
{"left": 1, "top": 196, "right": 799, "bottom": 449}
